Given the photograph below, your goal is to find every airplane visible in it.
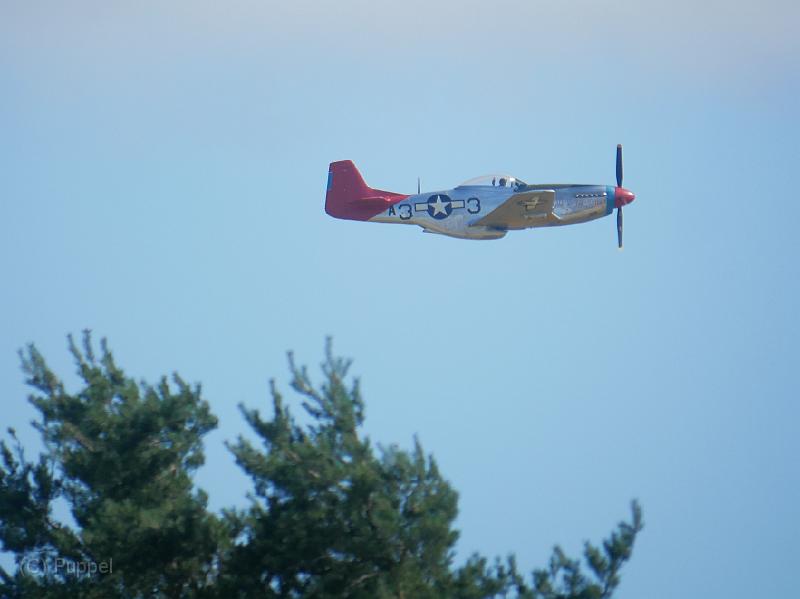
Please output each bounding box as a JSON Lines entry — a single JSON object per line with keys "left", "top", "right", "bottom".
{"left": 325, "top": 145, "right": 635, "bottom": 247}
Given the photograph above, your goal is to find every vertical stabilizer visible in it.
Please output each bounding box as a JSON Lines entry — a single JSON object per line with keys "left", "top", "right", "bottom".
{"left": 325, "top": 161, "right": 408, "bottom": 221}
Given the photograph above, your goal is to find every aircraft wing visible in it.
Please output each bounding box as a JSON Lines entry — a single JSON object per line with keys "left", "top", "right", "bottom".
{"left": 471, "top": 190, "right": 558, "bottom": 230}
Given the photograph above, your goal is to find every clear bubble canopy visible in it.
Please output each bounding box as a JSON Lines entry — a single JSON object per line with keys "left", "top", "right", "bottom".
{"left": 457, "top": 174, "right": 526, "bottom": 188}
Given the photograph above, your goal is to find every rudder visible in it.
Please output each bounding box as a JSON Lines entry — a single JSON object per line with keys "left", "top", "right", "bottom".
{"left": 325, "top": 160, "right": 408, "bottom": 221}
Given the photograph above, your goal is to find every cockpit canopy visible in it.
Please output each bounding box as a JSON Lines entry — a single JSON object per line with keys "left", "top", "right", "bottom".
{"left": 457, "top": 174, "right": 527, "bottom": 189}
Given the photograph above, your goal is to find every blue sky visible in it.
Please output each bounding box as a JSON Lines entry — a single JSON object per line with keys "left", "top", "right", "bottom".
{"left": 2, "top": 1, "right": 799, "bottom": 596}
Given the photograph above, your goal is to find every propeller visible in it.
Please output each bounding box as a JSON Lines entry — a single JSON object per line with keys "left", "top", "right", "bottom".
{"left": 616, "top": 144, "right": 624, "bottom": 249}
{"left": 418, "top": 177, "right": 421, "bottom": 195}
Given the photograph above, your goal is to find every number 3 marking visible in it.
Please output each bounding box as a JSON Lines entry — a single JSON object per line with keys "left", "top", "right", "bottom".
{"left": 467, "top": 197, "right": 481, "bottom": 214}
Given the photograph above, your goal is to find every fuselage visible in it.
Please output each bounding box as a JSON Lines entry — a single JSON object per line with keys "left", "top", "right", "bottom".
{"left": 370, "top": 183, "right": 616, "bottom": 240}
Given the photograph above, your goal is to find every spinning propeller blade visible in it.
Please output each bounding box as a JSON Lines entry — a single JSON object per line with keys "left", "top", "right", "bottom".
{"left": 615, "top": 144, "right": 624, "bottom": 249}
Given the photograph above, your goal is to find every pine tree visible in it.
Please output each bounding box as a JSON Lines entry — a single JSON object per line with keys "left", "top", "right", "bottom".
{"left": 217, "top": 340, "right": 643, "bottom": 599}
{"left": 0, "top": 332, "right": 221, "bottom": 598}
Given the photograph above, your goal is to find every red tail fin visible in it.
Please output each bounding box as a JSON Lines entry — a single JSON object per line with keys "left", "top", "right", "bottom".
{"left": 325, "top": 160, "right": 408, "bottom": 221}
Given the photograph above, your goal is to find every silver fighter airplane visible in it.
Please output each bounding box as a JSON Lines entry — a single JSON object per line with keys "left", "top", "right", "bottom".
{"left": 325, "top": 145, "right": 636, "bottom": 247}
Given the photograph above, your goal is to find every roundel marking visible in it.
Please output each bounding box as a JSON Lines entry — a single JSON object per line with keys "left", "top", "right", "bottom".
{"left": 425, "top": 194, "right": 452, "bottom": 220}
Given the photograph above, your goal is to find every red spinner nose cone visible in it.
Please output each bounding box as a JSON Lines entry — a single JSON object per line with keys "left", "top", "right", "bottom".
{"left": 614, "top": 187, "right": 635, "bottom": 208}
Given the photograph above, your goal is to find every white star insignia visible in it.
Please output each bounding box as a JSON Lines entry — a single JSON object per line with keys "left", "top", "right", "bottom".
{"left": 430, "top": 196, "right": 449, "bottom": 216}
